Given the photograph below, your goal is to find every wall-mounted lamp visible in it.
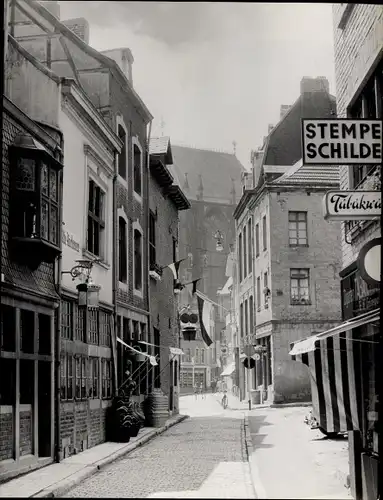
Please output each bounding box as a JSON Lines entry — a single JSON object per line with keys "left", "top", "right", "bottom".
{"left": 62, "top": 258, "right": 101, "bottom": 309}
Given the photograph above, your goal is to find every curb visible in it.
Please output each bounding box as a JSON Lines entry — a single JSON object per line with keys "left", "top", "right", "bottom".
{"left": 270, "top": 402, "right": 312, "bottom": 408}
{"left": 31, "top": 414, "right": 189, "bottom": 498}
{"left": 243, "top": 414, "right": 266, "bottom": 500}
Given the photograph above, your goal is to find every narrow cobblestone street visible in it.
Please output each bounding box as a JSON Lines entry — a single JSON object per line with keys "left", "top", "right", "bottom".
{"left": 64, "top": 395, "right": 254, "bottom": 498}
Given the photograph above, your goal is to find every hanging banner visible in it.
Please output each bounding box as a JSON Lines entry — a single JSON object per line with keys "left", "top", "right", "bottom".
{"left": 323, "top": 190, "right": 381, "bottom": 220}
{"left": 302, "top": 119, "right": 382, "bottom": 164}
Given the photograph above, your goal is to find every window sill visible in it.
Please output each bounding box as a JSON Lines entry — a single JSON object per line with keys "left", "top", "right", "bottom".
{"left": 82, "top": 249, "right": 110, "bottom": 270}
{"left": 133, "top": 288, "right": 143, "bottom": 299}
{"left": 118, "top": 281, "right": 129, "bottom": 292}
{"left": 133, "top": 191, "right": 143, "bottom": 203}
{"left": 117, "top": 175, "right": 128, "bottom": 189}
{"left": 290, "top": 301, "right": 312, "bottom": 306}
{"left": 289, "top": 244, "right": 309, "bottom": 248}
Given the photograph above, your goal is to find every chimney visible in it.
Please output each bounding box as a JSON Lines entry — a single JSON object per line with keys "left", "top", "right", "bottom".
{"left": 280, "top": 104, "right": 291, "bottom": 120}
{"left": 300, "top": 76, "right": 330, "bottom": 95}
{"left": 251, "top": 148, "right": 264, "bottom": 188}
{"left": 42, "top": 0, "right": 60, "bottom": 19}
{"left": 100, "top": 48, "right": 134, "bottom": 87}
{"left": 62, "top": 18, "right": 90, "bottom": 45}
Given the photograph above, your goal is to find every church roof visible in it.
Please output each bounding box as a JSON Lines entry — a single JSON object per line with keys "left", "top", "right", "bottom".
{"left": 170, "top": 145, "right": 245, "bottom": 204}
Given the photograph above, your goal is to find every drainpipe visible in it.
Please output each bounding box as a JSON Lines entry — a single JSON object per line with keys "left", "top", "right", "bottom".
{"left": 54, "top": 128, "right": 64, "bottom": 463}
{"left": 112, "top": 152, "right": 118, "bottom": 396}
{"left": 145, "top": 119, "right": 153, "bottom": 394}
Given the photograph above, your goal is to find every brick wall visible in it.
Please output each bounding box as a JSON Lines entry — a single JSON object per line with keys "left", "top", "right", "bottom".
{"left": 149, "top": 174, "right": 179, "bottom": 395}
{"left": 19, "top": 410, "right": 32, "bottom": 456}
{"left": 2, "top": 110, "right": 58, "bottom": 300}
{"left": 60, "top": 405, "right": 75, "bottom": 457}
{"left": 75, "top": 404, "right": 87, "bottom": 453}
{"left": 332, "top": 4, "right": 382, "bottom": 269}
{"left": 0, "top": 412, "right": 14, "bottom": 460}
{"left": 269, "top": 189, "right": 342, "bottom": 323}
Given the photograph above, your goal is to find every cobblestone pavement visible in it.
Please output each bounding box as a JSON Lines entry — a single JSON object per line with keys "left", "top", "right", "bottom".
{"left": 64, "top": 395, "right": 254, "bottom": 498}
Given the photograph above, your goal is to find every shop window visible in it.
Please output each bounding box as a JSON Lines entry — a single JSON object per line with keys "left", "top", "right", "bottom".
{"left": 20, "top": 309, "right": 35, "bottom": 354}
{"left": 102, "top": 359, "right": 112, "bottom": 399}
{"left": 88, "top": 309, "right": 98, "bottom": 345}
{"left": 0, "top": 358, "right": 16, "bottom": 405}
{"left": 75, "top": 356, "right": 87, "bottom": 400}
{"left": 38, "top": 313, "right": 51, "bottom": 355}
{"left": 118, "top": 217, "right": 127, "bottom": 283}
{"left": 74, "top": 305, "right": 85, "bottom": 342}
{"left": 20, "top": 359, "right": 34, "bottom": 404}
{"left": 0, "top": 304, "right": 16, "bottom": 352}
{"left": 61, "top": 299, "right": 72, "bottom": 339}
{"left": 99, "top": 310, "right": 111, "bottom": 347}
{"left": 89, "top": 357, "right": 99, "bottom": 399}
{"left": 87, "top": 179, "right": 105, "bottom": 258}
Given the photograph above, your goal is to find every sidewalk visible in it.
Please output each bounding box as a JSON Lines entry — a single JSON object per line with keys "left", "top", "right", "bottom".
{"left": 0, "top": 414, "right": 187, "bottom": 498}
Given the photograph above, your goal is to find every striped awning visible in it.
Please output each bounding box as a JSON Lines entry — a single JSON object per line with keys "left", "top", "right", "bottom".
{"left": 289, "top": 309, "right": 379, "bottom": 433}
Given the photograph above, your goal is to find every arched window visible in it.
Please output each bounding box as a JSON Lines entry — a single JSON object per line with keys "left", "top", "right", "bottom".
{"left": 118, "top": 217, "right": 127, "bottom": 283}
{"left": 118, "top": 125, "right": 127, "bottom": 179}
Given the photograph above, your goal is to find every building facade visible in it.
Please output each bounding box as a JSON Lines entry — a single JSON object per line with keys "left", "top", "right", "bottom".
{"left": 1, "top": 36, "right": 63, "bottom": 481}
{"left": 234, "top": 77, "right": 343, "bottom": 403}
{"left": 58, "top": 78, "right": 121, "bottom": 459}
{"left": 148, "top": 136, "right": 190, "bottom": 411}
{"left": 332, "top": 5, "right": 381, "bottom": 500}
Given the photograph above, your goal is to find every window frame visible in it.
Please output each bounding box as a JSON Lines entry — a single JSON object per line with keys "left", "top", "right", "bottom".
{"left": 118, "top": 216, "right": 128, "bottom": 283}
{"left": 117, "top": 123, "right": 127, "bottom": 181}
{"left": 288, "top": 211, "right": 308, "bottom": 247}
{"left": 87, "top": 178, "right": 106, "bottom": 259}
{"left": 262, "top": 215, "right": 267, "bottom": 251}
{"left": 264, "top": 272, "right": 269, "bottom": 308}
{"left": 133, "top": 222, "right": 144, "bottom": 297}
{"left": 256, "top": 276, "right": 261, "bottom": 311}
{"left": 101, "top": 358, "right": 112, "bottom": 399}
{"left": 238, "top": 232, "right": 243, "bottom": 282}
{"left": 75, "top": 355, "right": 87, "bottom": 401}
{"left": 243, "top": 224, "right": 248, "bottom": 278}
{"left": 149, "top": 210, "right": 156, "bottom": 269}
{"left": 247, "top": 218, "right": 253, "bottom": 274}
{"left": 255, "top": 223, "right": 260, "bottom": 257}
{"left": 132, "top": 136, "right": 143, "bottom": 202}
{"left": 290, "top": 268, "right": 311, "bottom": 305}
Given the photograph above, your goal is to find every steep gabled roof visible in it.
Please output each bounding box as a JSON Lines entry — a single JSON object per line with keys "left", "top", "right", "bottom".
{"left": 149, "top": 136, "right": 173, "bottom": 164}
{"left": 272, "top": 159, "right": 339, "bottom": 186}
{"left": 170, "top": 145, "right": 245, "bottom": 205}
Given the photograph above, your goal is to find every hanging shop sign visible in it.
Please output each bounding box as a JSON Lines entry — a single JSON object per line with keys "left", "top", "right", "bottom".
{"left": 302, "top": 119, "right": 382, "bottom": 164}
{"left": 323, "top": 190, "right": 381, "bottom": 220}
{"left": 357, "top": 238, "right": 381, "bottom": 287}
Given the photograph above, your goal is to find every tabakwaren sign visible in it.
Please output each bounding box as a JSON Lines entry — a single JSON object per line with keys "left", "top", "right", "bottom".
{"left": 323, "top": 191, "right": 381, "bottom": 220}
{"left": 302, "top": 118, "right": 382, "bottom": 164}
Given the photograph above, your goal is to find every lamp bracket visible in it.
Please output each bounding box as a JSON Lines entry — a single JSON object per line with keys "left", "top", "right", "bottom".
{"left": 62, "top": 258, "right": 101, "bottom": 281}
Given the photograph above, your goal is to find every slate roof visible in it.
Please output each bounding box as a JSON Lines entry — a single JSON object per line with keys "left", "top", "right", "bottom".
{"left": 272, "top": 159, "right": 339, "bottom": 185}
{"left": 149, "top": 136, "right": 170, "bottom": 156}
{"left": 170, "top": 145, "right": 245, "bottom": 204}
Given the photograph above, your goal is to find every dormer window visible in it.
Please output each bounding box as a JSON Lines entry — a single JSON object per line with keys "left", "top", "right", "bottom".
{"left": 9, "top": 134, "right": 63, "bottom": 265}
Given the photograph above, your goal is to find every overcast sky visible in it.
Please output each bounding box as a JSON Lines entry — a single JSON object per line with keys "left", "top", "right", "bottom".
{"left": 58, "top": 1, "right": 336, "bottom": 169}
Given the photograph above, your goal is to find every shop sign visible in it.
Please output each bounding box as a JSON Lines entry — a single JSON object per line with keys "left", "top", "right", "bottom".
{"left": 323, "top": 191, "right": 381, "bottom": 220}
{"left": 357, "top": 238, "right": 381, "bottom": 286}
{"left": 302, "top": 119, "right": 382, "bottom": 164}
{"left": 62, "top": 230, "right": 80, "bottom": 252}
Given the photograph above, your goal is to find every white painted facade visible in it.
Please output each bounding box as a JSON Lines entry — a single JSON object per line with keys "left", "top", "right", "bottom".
{"left": 59, "top": 81, "right": 122, "bottom": 305}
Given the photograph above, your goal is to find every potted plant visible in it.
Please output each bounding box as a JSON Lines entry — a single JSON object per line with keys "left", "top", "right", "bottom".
{"left": 107, "top": 375, "right": 142, "bottom": 442}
